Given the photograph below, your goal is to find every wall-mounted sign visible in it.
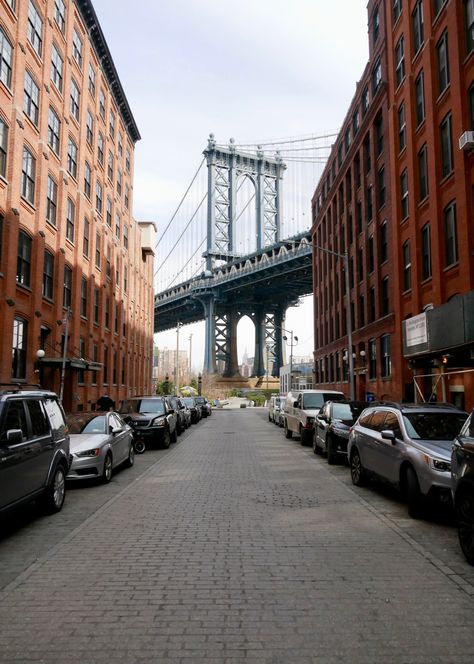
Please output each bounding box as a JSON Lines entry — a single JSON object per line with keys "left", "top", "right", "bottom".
{"left": 405, "top": 313, "right": 427, "bottom": 347}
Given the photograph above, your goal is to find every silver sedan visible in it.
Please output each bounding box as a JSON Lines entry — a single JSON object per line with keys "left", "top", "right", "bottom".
{"left": 66, "top": 412, "right": 135, "bottom": 483}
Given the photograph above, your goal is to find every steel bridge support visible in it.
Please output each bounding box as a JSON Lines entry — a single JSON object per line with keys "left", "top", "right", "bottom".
{"left": 194, "top": 293, "right": 216, "bottom": 374}
{"left": 215, "top": 308, "right": 240, "bottom": 377}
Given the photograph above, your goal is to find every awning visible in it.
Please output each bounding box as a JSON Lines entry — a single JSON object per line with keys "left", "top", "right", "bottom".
{"left": 39, "top": 357, "right": 102, "bottom": 372}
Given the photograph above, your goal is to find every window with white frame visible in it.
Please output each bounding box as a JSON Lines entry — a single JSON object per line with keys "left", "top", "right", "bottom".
{"left": 51, "top": 44, "right": 63, "bottom": 92}
{"left": 0, "top": 118, "right": 7, "bottom": 177}
{"left": 66, "top": 198, "right": 75, "bottom": 243}
{"left": 72, "top": 28, "right": 83, "bottom": 68}
{"left": 47, "top": 107, "right": 60, "bottom": 155}
{"left": 54, "top": 0, "right": 66, "bottom": 33}
{"left": 46, "top": 175, "right": 58, "bottom": 226}
{"left": 70, "top": 78, "right": 80, "bottom": 121}
{"left": 28, "top": 2, "right": 43, "bottom": 57}
{"left": 0, "top": 27, "right": 13, "bottom": 88}
{"left": 21, "top": 146, "right": 36, "bottom": 204}
{"left": 67, "top": 137, "right": 77, "bottom": 178}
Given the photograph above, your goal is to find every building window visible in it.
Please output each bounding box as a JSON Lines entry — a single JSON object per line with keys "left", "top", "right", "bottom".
{"left": 21, "top": 147, "right": 36, "bottom": 205}
{"left": 381, "top": 334, "right": 391, "bottom": 377}
{"left": 113, "top": 351, "right": 117, "bottom": 385}
{"left": 115, "top": 213, "right": 121, "bottom": 239}
{"left": 17, "top": 230, "right": 32, "bottom": 286}
{"left": 117, "top": 169, "right": 122, "bottom": 196}
{"left": 92, "top": 345, "right": 98, "bottom": 384}
{"left": 362, "top": 87, "right": 369, "bottom": 116}
{"left": 47, "top": 107, "right": 60, "bottom": 155}
{"left": 380, "top": 221, "right": 388, "bottom": 263}
{"left": 398, "top": 102, "right": 406, "bottom": 151}
{"left": 72, "top": 28, "right": 83, "bottom": 68}
{"left": 415, "top": 70, "right": 425, "bottom": 126}
{"left": 103, "top": 346, "right": 108, "bottom": 384}
{"left": 93, "top": 287, "right": 99, "bottom": 324}
{"left": 0, "top": 28, "right": 13, "bottom": 89}
{"left": 43, "top": 250, "right": 54, "bottom": 299}
{"left": 86, "top": 111, "right": 94, "bottom": 145}
{"left": 124, "top": 266, "right": 128, "bottom": 293}
{"left": 368, "top": 339, "right": 377, "bottom": 379}
{"left": 367, "top": 187, "right": 373, "bottom": 222}
{"left": 105, "top": 296, "right": 110, "bottom": 328}
{"left": 368, "top": 235, "right": 374, "bottom": 273}
{"left": 78, "top": 337, "right": 86, "bottom": 384}
{"left": 402, "top": 240, "right": 411, "bottom": 292}
{"left": 124, "top": 184, "right": 129, "bottom": 210}
{"left": 373, "top": 7, "right": 380, "bottom": 43}
{"left": 107, "top": 150, "right": 114, "bottom": 181}
{"left": 121, "top": 353, "right": 126, "bottom": 384}
{"left": 444, "top": 201, "right": 458, "bottom": 267}
{"left": 400, "top": 169, "right": 409, "bottom": 219}
{"left": 377, "top": 167, "right": 385, "bottom": 208}
{"left": 84, "top": 161, "right": 91, "bottom": 199}
{"left": 375, "top": 113, "right": 383, "bottom": 156}
{"left": 125, "top": 149, "right": 131, "bottom": 173}
{"left": 344, "top": 126, "right": 351, "bottom": 153}
{"left": 393, "top": 0, "right": 402, "bottom": 22}
{"left": 106, "top": 244, "right": 111, "bottom": 279}
{"left": 395, "top": 36, "right": 405, "bottom": 87}
{"left": 67, "top": 137, "right": 77, "bottom": 179}
{"left": 106, "top": 197, "right": 112, "bottom": 227}
{"left": 54, "top": 0, "right": 66, "bottom": 33}
{"left": 434, "top": 0, "right": 446, "bottom": 16}
{"left": 12, "top": 318, "right": 28, "bottom": 380}
{"left": 63, "top": 265, "right": 72, "bottom": 308}
{"left": 46, "top": 175, "right": 58, "bottom": 226}
{"left": 357, "top": 201, "right": 363, "bottom": 234}
{"left": 97, "top": 132, "right": 104, "bottom": 165}
{"left": 51, "top": 44, "right": 63, "bottom": 92}
{"left": 0, "top": 118, "right": 7, "bottom": 177}
{"left": 412, "top": 1, "right": 424, "bottom": 54}
{"left": 381, "top": 276, "right": 389, "bottom": 315}
{"left": 440, "top": 113, "right": 453, "bottom": 178}
{"left": 372, "top": 58, "right": 382, "bottom": 93}
{"left": 466, "top": 0, "right": 474, "bottom": 54}
{"left": 28, "top": 1, "right": 43, "bottom": 57}
{"left": 418, "top": 144, "right": 428, "bottom": 201}
{"left": 70, "top": 78, "right": 80, "bottom": 121}
{"left": 80, "top": 277, "right": 88, "bottom": 318}
{"left": 369, "top": 287, "right": 376, "bottom": 322}
{"left": 88, "top": 63, "right": 96, "bottom": 97}
{"left": 83, "top": 218, "right": 89, "bottom": 257}
{"left": 99, "top": 89, "right": 105, "bottom": 120}
{"left": 24, "top": 71, "right": 40, "bottom": 125}
{"left": 114, "top": 303, "right": 119, "bottom": 334}
{"left": 421, "top": 223, "right": 431, "bottom": 280}
{"left": 109, "top": 110, "right": 115, "bottom": 139}
{"left": 123, "top": 224, "right": 128, "bottom": 250}
{"left": 437, "top": 31, "right": 450, "bottom": 95}
{"left": 95, "top": 232, "right": 101, "bottom": 269}
{"left": 66, "top": 198, "right": 75, "bottom": 243}
{"left": 95, "top": 180, "right": 103, "bottom": 215}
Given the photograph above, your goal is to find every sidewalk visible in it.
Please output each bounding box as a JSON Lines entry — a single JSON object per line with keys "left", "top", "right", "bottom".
{"left": 1, "top": 409, "right": 474, "bottom": 663}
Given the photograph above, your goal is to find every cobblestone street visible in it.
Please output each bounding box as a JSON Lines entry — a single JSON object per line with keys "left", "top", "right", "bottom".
{"left": 1, "top": 408, "right": 474, "bottom": 663}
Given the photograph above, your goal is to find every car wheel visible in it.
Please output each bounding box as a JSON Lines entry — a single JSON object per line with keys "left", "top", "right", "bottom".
{"left": 278, "top": 417, "right": 283, "bottom": 428}
{"left": 327, "top": 437, "right": 338, "bottom": 465}
{"left": 125, "top": 442, "right": 135, "bottom": 468}
{"left": 405, "top": 466, "right": 423, "bottom": 519}
{"left": 300, "top": 428, "right": 311, "bottom": 446}
{"left": 134, "top": 439, "right": 146, "bottom": 454}
{"left": 350, "top": 448, "right": 367, "bottom": 486}
{"left": 161, "top": 429, "right": 171, "bottom": 449}
{"left": 456, "top": 488, "right": 474, "bottom": 566}
{"left": 284, "top": 421, "right": 292, "bottom": 439}
{"left": 268, "top": 413, "right": 272, "bottom": 422}
{"left": 312, "top": 435, "right": 319, "bottom": 455}
{"left": 43, "top": 464, "right": 66, "bottom": 513}
{"left": 102, "top": 453, "right": 113, "bottom": 483}
{"left": 171, "top": 426, "right": 178, "bottom": 443}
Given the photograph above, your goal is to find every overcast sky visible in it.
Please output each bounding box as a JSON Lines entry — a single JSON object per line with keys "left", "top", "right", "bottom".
{"left": 93, "top": 0, "right": 370, "bottom": 370}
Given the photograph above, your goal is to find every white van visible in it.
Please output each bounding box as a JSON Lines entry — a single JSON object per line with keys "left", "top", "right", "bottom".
{"left": 283, "top": 389, "right": 345, "bottom": 445}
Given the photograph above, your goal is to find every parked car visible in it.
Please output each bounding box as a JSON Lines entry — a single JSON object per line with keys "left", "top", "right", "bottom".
{"left": 66, "top": 412, "right": 134, "bottom": 483}
{"left": 268, "top": 395, "right": 284, "bottom": 425}
{"left": 314, "top": 400, "right": 368, "bottom": 463}
{"left": 167, "top": 396, "right": 190, "bottom": 434}
{"left": 0, "top": 388, "right": 70, "bottom": 515}
{"left": 195, "top": 396, "right": 212, "bottom": 417}
{"left": 282, "top": 389, "right": 346, "bottom": 445}
{"left": 452, "top": 410, "right": 474, "bottom": 565}
{"left": 182, "top": 397, "right": 202, "bottom": 424}
{"left": 119, "top": 396, "right": 178, "bottom": 448}
{"left": 348, "top": 403, "right": 468, "bottom": 518}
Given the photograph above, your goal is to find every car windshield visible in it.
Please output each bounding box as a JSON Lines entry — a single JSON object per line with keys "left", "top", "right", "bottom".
{"left": 195, "top": 397, "right": 205, "bottom": 404}
{"left": 332, "top": 403, "right": 357, "bottom": 422}
{"left": 67, "top": 414, "right": 107, "bottom": 434}
{"left": 182, "top": 398, "right": 195, "bottom": 407}
{"left": 121, "top": 399, "right": 165, "bottom": 415}
{"left": 303, "top": 393, "right": 343, "bottom": 409}
{"left": 403, "top": 412, "right": 467, "bottom": 441}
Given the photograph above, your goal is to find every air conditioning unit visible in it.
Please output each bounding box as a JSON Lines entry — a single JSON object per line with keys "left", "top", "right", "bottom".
{"left": 459, "top": 131, "right": 474, "bottom": 151}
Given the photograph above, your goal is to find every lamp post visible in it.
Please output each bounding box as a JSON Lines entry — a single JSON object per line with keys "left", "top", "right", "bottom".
{"left": 282, "top": 329, "right": 298, "bottom": 393}
{"left": 188, "top": 334, "right": 193, "bottom": 382}
{"left": 265, "top": 344, "right": 270, "bottom": 390}
{"left": 315, "top": 245, "right": 354, "bottom": 401}
{"left": 35, "top": 349, "right": 45, "bottom": 387}
{"left": 175, "top": 321, "right": 182, "bottom": 395}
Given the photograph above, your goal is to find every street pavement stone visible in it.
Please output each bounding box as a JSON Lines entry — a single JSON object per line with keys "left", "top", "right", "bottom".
{"left": 1, "top": 408, "right": 474, "bottom": 663}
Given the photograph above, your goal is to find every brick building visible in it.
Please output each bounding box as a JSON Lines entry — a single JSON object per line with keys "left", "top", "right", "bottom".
{"left": 0, "top": 0, "right": 155, "bottom": 411}
{"left": 312, "top": 0, "right": 474, "bottom": 410}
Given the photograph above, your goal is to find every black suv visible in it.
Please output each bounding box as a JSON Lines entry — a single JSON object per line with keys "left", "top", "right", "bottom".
{"left": 0, "top": 389, "right": 70, "bottom": 515}
{"left": 119, "top": 396, "right": 178, "bottom": 449}
{"left": 167, "top": 396, "right": 189, "bottom": 434}
{"left": 452, "top": 410, "right": 474, "bottom": 565}
{"left": 314, "top": 400, "right": 368, "bottom": 464}
{"left": 182, "top": 397, "right": 202, "bottom": 424}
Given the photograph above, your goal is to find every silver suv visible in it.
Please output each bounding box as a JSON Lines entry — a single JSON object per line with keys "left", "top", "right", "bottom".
{"left": 0, "top": 389, "right": 70, "bottom": 515}
{"left": 347, "top": 403, "right": 467, "bottom": 518}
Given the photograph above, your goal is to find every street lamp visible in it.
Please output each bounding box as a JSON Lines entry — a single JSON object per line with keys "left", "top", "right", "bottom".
{"left": 315, "top": 245, "right": 354, "bottom": 401}
{"left": 282, "top": 330, "right": 299, "bottom": 392}
{"left": 175, "top": 321, "right": 182, "bottom": 395}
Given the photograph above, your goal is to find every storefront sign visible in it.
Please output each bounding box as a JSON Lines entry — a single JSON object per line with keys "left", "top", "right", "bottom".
{"left": 405, "top": 313, "right": 427, "bottom": 347}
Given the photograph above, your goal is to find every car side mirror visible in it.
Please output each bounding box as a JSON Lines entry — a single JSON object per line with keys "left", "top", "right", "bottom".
{"left": 168, "top": 408, "right": 175, "bottom": 414}
{"left": 293, "top": 400, "right": 299, "bottom": 408}
{"left": 6, "top": 429, "right": 23, "bottom": 443}
{"left": 111, "top": 426, "right": 122, "bottom": 435}
{"left": 381, "top": 429, "right": 396, "bottom": 444}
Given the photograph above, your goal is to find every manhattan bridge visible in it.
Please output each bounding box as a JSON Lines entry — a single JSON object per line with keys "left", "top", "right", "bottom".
{"left": 154, "top": 132, "right": 335, "bottom": 380}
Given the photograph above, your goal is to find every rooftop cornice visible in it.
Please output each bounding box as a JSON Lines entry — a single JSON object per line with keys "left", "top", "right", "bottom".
{"left": 74, "top": 0, "right": 141, "bottom": 143}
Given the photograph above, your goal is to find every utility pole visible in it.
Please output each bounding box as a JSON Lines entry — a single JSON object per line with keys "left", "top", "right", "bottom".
{"left": 59, "top": 308, "right": 71, "bottom": 404}
{"left": 189, "top": 334, "right": 193, "bottom": 382}
{"left": 175, "top": 321, "right": 182, "bottom": 395}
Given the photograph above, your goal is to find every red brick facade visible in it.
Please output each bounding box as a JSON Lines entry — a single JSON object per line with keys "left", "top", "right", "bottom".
{"left": 0, "top": 0, "right": 154, "bottom": 412}
{"left": 312, "top": 0, "right": 474, "bottom": 410}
